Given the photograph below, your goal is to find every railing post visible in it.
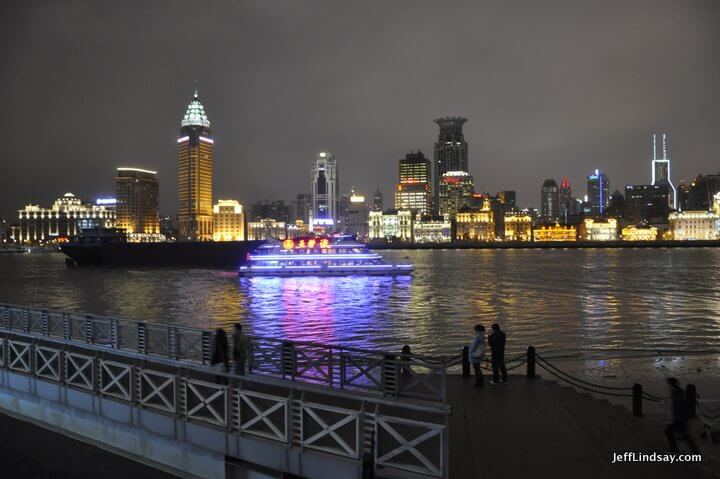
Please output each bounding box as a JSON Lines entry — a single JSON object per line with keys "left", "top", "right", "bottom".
{"left": 281, "top": 341, "right": 295, "bottom": 380}
{"left": 3, "top": 306, "right": 9, "bottom": 330}
{"left": 461, "top": 346, "right": 470, "bottom": 377}
{"left": 527, "top": 346, "right": 536, "bottom": 378}
{"left": 339, "top": 353, "right": 346, "bottom": 389}
{"left": 200, "top": 330, "right": 211, "bottom": 364}
{"left": 382, "top": 354, "right": 398, "bottom": 397}
{"left": 110, "top": 319, "right": 119, "bottom": 348}
{"left": 85, "top": 315, "right": 93, "bottom": 344}
{"left": 62, "top": 313, "right": 70, "bottom": 340}
{"left": 22, "top": 308, "right": 29, "bottom": 333}
{"left": 168, "top": 327, "right": 177, "bottom": 360}
{"left": 632, "top": 383, "right": 642, "bottom": 417}
{"left": 138, "top": 322, "right": 147, "bottom": 355}
{"left": 686, "top": 384, "right": 697, "bottom": 418}
{"left": 41, "top": 310, "right": 49, "bottom": 336}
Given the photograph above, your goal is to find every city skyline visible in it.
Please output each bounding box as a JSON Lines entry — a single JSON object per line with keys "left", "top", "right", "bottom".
{"left": 2, "top": 1, "right": 720, "bottom": 219}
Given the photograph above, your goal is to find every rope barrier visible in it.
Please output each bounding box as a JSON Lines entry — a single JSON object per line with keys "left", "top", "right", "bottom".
{"left": 535, "top": 361, "right": 634, "bottom": 398}
{"left": 535, "top": 354, "right": 633, "bottom": 391}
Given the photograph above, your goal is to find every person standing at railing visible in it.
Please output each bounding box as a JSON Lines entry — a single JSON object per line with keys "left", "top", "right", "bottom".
{"left": 211, "top": 328, "right": 230, "bottom": 383}
{"left": 232, "top": 323, "right": 250, "bottom": 376}
{"left": 665, "top": 377, "right": 699, "bottom": 453}
{"left": 488, "top": 323, "right": 507, "bottom": 385}
{"left": 468, "top": 325, "right": 486, "bottom": 387}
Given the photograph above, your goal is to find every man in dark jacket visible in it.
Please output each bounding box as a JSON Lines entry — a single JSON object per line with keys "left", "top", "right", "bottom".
{"left": 488, "top": 323, "right": 507, "bottom": 385}
{"left": 665, "top": 377, "right": 699, "bottom": 453}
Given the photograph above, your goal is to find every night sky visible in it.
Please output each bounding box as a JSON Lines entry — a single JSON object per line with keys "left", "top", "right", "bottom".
{"left": 1, "top": 0, "right": 719, "bottom": 219}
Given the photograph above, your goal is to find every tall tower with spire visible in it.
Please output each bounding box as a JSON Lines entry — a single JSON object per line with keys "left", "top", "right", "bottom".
{"left": 178, "top": 89, "right": 214, "bottom": 241}
{"left": 651, "top": 133, "right": 677, "bottom": 209}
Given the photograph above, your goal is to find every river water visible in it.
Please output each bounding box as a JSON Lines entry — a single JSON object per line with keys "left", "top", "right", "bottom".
{"left": 1, "top": 249, "right": 719, "bottom": 392}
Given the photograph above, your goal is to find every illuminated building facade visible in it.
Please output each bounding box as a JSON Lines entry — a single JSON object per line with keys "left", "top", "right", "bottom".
{"left": 578, "top": 218, "right": 618, "bottom": 241}
{"left": 178, "top": 90, "right": 213, "bottom": 241}
{"left": 413, "top": 214, "right": 451, "bottom": 243}
{"left": 16, "top": 193, "right": 115, "bottom": 243}
{"left": 504, "top": 213, "right": 532, "bottom": 242}
{"left": 456, "top": 200, "right": 494, "bottom": 241}
{"left": 310, "top": 152, "right": 338, "bottom": 230}
{"left": 247, "top": 219, "right": 287, "bottom": 241}
{"left": 368, "top": 210, "right": 412, "bottom": 242}
{"left": 433, "top": 117, "right": 468, "bottom": 213}
{"left": 438, "top": 171, "right": 474, "bottom": 218}
{"left": 621, "top": 225, "right": 658, "bottom": 241}
{"left": 587, "top": 169, "right": 609, "bottom": 215}
{"left": 540, "top": 179, "right": 559, "bottom": 221}
{"left": 115, "top": 167, "right": 160, "bottom": 242}
{"left": 395, "top": 151, "right": 432, "bottom": 214}
{"left": 212, "top": 200, "right": 245, "bottom": 241}
{"left": 533, "top": 223, "right": 577, "bottom": 242}
{"left": 668, "top": 211, "right": 720, "bottom": 240}
{"left": 651, "top": 133, "right": 677, "bottom": 209}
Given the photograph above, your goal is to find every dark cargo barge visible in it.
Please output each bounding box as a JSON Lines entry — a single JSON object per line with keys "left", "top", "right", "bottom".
{"left": 60, "top": 229, "right": 264, "bottom": 268}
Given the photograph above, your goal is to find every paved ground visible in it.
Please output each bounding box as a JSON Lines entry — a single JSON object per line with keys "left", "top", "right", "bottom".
{"left": 447, "top": 374, "right": 719, "bottom": 479}
{"left": 0, "top": 411, "right": 177, "bottom": 479}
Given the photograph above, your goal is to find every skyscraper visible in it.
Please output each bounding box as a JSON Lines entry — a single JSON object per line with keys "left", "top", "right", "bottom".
{"left": 497, "top": 191, "right": 516, "bottom": 212}
{"left": 310, "top": 152, "right": 338, "bottom": 230}
{"left": 433, "top": 117, "right": 469, "bottom": 213}
{"left": 438, "top": 171, "right": 475, "bottom": 218}
{"left": 115, "top": 167, "right": 160, "bottom": 241}
{"left": 559, "top": 178, "right": 572, "bottom": 222}
{"left": 540, "top": 179, "right": 559, "bottom": 221}
{"left": 178, "top": 89, "right": 213, "bottom": 241}
{"left": 395, "top": 150, "right": 432, "bottom": 214}
{"left": 651, "top": 133, "right": 677, "bottom": 209}
{"left": 372, "top": 188, "right": 384, "bottom": 212}
{"left": 587, "top": 169, "right": 609, "bottom": 215}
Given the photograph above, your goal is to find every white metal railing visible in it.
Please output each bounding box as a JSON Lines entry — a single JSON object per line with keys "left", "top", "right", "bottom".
{"left": 1, "top": 303, "right": 450, "bottom": 402}
{"left": 0, "top": 328, "right": 450, "bottom": 479}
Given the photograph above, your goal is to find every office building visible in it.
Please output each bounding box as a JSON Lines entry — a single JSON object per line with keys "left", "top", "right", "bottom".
{"left": 178, "top": 89, "right": 213, "bottom": 241}
{"left": 247, "top": 219, "right": 287, "bottom": 240}
{"left": 497, "top": 191, "right": 516, "bottom": 212}
{"left": 558, "top": 178, "right": 572, "bottom": 222}
{"left": 395, "top": 151, "right": 432, "bottom": 214}
{"left": 433, "top": 117, "right": 469, "bottom": 212}
{"left": 293, "top": 193, "right": 312, "bottom": 224}
{"left": 651, "top": 133, "right": 677, "bottom": 209}
{"left": 533, "top": 223, "right": 577, "bottom": 242}
{"left": 368, "top": 210, "right": 412, "bottom": 242}
{"left": 668, "top": 211, "right": 720, "bottom": 240}
{"left": 621, "top": 225, "right": 658, "bottom": 241}
{"left": 686, "top": 174, "right": 720, "bottom": 211}
{"left": 504, "top": 213, "right": 532, "bottom": 242}
{"left": 624, "top": 184, "right": 670, "bottom": 223}
{"left": 587, "top": 169, "right": 609, "bottom": 215}
{"left": 346, "top": 190, "right": 369, "bottom": 239}
{"left": 456, "top": 199, "right": 494, "bottom": 241}
{"left": 115, "top": 167, "right": 160, "bottom": 242}
{"left": 414, "top": 214, "right": 451, "bottom": 243}
{"left": 250, "top": 200, "right": 291, "bottom": 223}
{"left": 310, "top": 152, "right": 338, "bottom": 231}
{"left": 372, "top": 188, "right": 384, "bottom": 212}
{"left": 578, "top": 218, "right": 618, "bottom": 241}
{"left": 438, "top": 171, "right": 475, "bottom": 218}
{"left": 540, "top": 179, "right": 559, "bottom": 221}
{"left": 212, "top": 200, "right": 245, "bottom": 241}
{"left": 16, "top": 193, "right": 115, "bottom": 243}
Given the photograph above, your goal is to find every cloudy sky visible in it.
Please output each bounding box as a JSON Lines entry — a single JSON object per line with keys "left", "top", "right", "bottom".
{"left": 1, "top": 0, "right": 719, "bottom": 219}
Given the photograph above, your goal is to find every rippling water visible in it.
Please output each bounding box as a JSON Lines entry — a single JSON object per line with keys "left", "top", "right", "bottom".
{"left": 2, "top": 248, "right": 720, "bottom": 359}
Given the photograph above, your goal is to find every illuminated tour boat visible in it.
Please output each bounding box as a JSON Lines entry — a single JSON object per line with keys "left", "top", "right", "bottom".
{"left": 238, "top": 237, "right": 414, "bottom": 276}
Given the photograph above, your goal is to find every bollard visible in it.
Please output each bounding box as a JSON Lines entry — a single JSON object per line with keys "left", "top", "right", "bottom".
{"left": 527, "top": 346, "right": 536, "bottom": 378}
{"left": 686, "top": 384, "right": 697, "bottom": 418}
{"left": 462, "top": 346, "right": 470, "bottom": 377}
{"left": 632, "top": 383, "right": 642, "bottom": 417}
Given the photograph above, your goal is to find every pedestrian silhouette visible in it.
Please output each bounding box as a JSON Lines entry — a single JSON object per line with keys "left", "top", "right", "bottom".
{"left": 664, "top": 377, "right": 699, "bottom": 453}
{"left": 488, "top": 323, "right": 507, "bottom": 385}
{"left": 468, "top": 325, "right": 486, "bottom": 387}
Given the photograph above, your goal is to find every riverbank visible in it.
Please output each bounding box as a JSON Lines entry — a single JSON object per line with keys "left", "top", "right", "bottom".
{"left": 369, "top": 239, "right": 720, "bottom": 249}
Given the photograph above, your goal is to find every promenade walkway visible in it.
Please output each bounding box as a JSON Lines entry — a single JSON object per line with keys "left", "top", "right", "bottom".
{"left": 447, "top": 374, "right": 716, "bottom": 479}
